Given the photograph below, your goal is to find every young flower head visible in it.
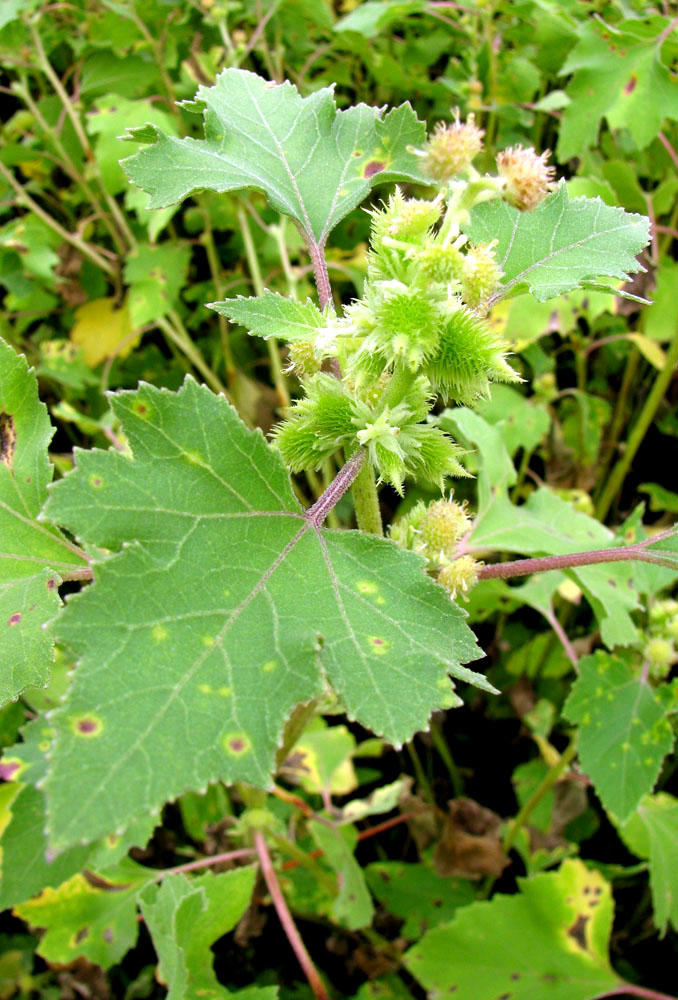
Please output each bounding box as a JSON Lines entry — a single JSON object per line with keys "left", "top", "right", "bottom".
{"left": 460, "top": 241, "right": 503, "bottom": 312}
{"left": 437, "top": 555, "right": 482, "bottom": 599}
{"left": 369, "top": 188, "right": 443, "bottom": 249}
{"left": 423, "top": 113, "right": 485, "bottom": 182}
{"left": 496, "top": 145, "right": 556, "bottom": 211}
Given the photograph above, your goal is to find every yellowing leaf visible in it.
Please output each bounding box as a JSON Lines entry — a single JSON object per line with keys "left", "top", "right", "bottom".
{"left": 70, "top": 298, "right": 138, "bottom": 367}
{"left": 625, "top": 333, "right": 666, "bottom": 370}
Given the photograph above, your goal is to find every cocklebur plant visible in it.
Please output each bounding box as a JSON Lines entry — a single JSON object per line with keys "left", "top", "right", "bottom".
{"left": 2, "top": 68, "right": 677, "bottom": 907}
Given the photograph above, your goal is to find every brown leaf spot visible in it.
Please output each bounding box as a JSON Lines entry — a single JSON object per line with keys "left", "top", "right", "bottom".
{"left": 624, "top": 75, "right": 637, "bottom": 94}
{"left": 0, "top": 413, "right": 16, "bottom": 469}
{"left": 103, "top": 927, "right": 114, "bottom": 942}
{"left": 567, "top": 913, "right": 588, "bottom": 950}
{"left": 74, "top": 927, "right": 90, "bottom": 944}
{"left": 8, "top": 613, "right": 21, "bottom": 627}
{"left": 78, "top": 719, "right": 99, "bottom": 734}
{"left": 364, "top": 160, "right": 386, "bottom": 178}
{"left": 47, "top": 577, "right": 57, "bottom": 590}
{"left": 82, "top": 870, "right": 131, "bottom": 892}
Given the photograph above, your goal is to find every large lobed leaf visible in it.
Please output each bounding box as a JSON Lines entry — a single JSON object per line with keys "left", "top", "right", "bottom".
{"left": 0, "top": 338, "right": 88, "bottom": 705}
{"left": 465, "top": 181, "right": 650, "bottom": 304}
{"left": 42, "top": 377, "right": 484, "bottom": 850}
{"left": 121, "top": 68, "right": 427, "bottom": 245}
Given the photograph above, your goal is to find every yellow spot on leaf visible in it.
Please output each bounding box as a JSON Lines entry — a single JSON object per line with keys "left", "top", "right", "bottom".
{"left": 262, "top": 660, "right": 277, "bottom": 673}
{"left": 199, "top": 683, "right": 212, "bottom": 695}
{"left": 152, "top": 625, "right": 168, "bottom": 642}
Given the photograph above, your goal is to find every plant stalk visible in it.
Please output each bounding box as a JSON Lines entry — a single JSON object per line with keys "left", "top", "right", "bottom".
{"left": 349, "top": 453, "right": 383, "bottom": 535}
{"left": 254, "top": 831, "right": 330, "bottom": 1000}
{"left": 596, "top": 330, "right": 678, "bottom": 522}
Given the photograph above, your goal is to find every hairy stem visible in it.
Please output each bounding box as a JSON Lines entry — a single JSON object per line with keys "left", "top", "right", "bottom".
{"left": 254, "top": 831, "right": 330, "bottom": 1000}
{"left": 596, "top": 329, "right": 678, "bottom": 521}
{"left": 306, "top": 449, "right": 365, "bottom": 528}
{"left": 304, "top": 233, "right": 332, "bottom": 311}
{"left": 350, "top": 455, "right": 383, "bottom": 535}
{"left": 477, "top": 532, "right": 678, "bottom": 581}
{"left": 154, "top": 848, "right": 257, "bottom": 880}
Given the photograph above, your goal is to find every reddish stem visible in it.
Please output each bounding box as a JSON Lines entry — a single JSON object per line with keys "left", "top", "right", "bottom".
{"left": 306, "top": 449, "right": 365, "bottom": 527}
{"left": 254, "top": 831, "right": 330, "bottom": 1000}
{"left": 154, "top": 847, "right": 257, "bottom": 880}
{"left": 477, "top": 534, "right": 678, "bottom": 581}
{"left": 595, "top": 985, "right": 678, "bottom": 1000}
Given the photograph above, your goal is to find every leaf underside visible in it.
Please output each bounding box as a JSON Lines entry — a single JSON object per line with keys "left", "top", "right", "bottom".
{"left": 43, "top": 377, "right": 484, "bottom": 850}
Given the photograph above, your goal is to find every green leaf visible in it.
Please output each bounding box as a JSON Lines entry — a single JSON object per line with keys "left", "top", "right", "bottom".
{"left": 210, "top": 291, "right": 327, "bottom": 343}
{"left": 121, "top": 69, "right": 427, "bottom": 244}
{"left": 619, "top": 792, "right": 678, "bottom": 935}
{"left": 0, "top": 339, "right": 88, "bottom": 706}
{"left": 14, "top": 859, "right": 153, "bottom": 968}
{"left": 365, "top": 861, "right": 474, "bottom": 938}
{"left": 558, "top": 17, "right": 678, "bottom": 158}
{"left": 444, "top": 408, "right": 641, "bottom": 647}
{"left": 309, "top": 821, "right": 374, "bottom": 930}
{"left": 334, "top": 0, "right": 426, "bottom": 38}
{"left": 123, "top": 241, "right": 192, "bottom": 328}
{"left": 138, "top": 868, "right": 270, "bottom": 1000}
{"left": 476, "top": 385, "right": 550, "bottom": 457}
{"left": 563, "top": 651, "right": 674, "bottom": 823}
{"left": 87, "top": 96, "right": 179, "bottom": 196}
{"left": 0, "top": 721, "right": 155, "bottom": 909}
{"left": 466, "top": 182, "right": 650, "bottom": 304}
{"left": 43, "top": 377, "right": 485, "bottom": 850}
{"left": 404, "top": 859, "right": 621, "bottom": 1000}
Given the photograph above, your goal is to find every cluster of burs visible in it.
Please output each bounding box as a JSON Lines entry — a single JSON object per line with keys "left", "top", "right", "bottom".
{"left": 274, "top": 117, "right": 556, "bottom": 595}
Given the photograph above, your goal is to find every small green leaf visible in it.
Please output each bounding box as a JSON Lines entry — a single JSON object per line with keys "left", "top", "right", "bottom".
{"left": 466, "top": 182, "right": 650, "bottom": 304}
{"left": 210, "top": 291, "right": 327, "bottom": 343}
{"left": 43, "top": 377, "right": 485, "bottom": 850}
{"left": 309, "top": 821, "right": 374, "bottom": 930}
{"left": 138, "top": 868, "right": 268, "bottom": 1000}
{"left": 121, "top": 69, "right": 427, "bottom": 244}
{"left": 0, "top": 339, "right": 88, "bottom": 706}
{"left": 563, "top": 651, "right": 674, "bottom": 823}
{"left": 619, "top": 792, "right": 678, "bottom": 935}
{"left": 365, "top": 861, "right": 474, "bottom": 938}
{"left": 404, "top": 859, "right": 621, "bottom": 1000}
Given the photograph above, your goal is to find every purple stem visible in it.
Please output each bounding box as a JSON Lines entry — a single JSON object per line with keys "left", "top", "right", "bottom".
{"left": 305, "top": 449, "right": 366, "bottom": 528}
{"left": 304, "top": 234, "right": 332, "bottom": 311}
{"left": 478, "top": 534, "right": 678, "bottom": 581}
{"left": 254, "top": 831, "right": 330, "bottom": 1000}
{"left": 153, "top": 847, "right": 257, "bottom": 880}
{"left": 594, "top": 985, "right": 678, "bottom": 1000}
